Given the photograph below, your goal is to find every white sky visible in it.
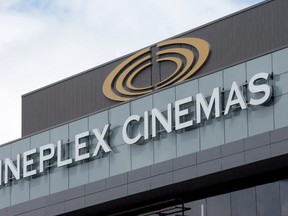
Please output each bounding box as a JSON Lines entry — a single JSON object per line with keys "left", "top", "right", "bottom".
{"left": 0, "top": 0, "right": 263, "bottom": 145}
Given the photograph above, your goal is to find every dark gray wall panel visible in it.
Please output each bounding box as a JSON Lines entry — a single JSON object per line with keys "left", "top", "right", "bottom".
{"left": 184, "top": 0, "right": 274, "bottom": 79}
{"left": 256, "top": 182, "right": 281, "bottom": 216}
{"left": 231, "top": 188, "right": 257, "bottom": 216}
{"left": 22, "top": 0, "right": 288, "bottom": 136}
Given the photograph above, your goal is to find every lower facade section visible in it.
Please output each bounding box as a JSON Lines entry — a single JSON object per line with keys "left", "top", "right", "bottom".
{"left": 2, "top": 125, "right": 288, "bottom": 216}
{"left": 0, "top": 128, "right": 288, "bottom": 215}
{"left": 142, "top": 180, "right": 287, "bottom": 216}
{"left": 1, "top": 177, "right": 288, "bottom": 216}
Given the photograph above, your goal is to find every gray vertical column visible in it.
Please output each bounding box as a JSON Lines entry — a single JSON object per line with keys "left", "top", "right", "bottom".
{"left": 11, "top": 138, "right": 30, "bottom": 205}
{"left": 280, "top": 180, "right": 288, "bottom": 216}
{"left": 175, "top": 79, "right": 200, "bottom": 157}
{"left": 256, "top": 182, "right": 281, "bottom": 216}
{"left": 109, "top": 103, "right": 132, "bottom": 176}
{"left": 68, "top": 118, "right": 89, "bottom": 188}
{"left": 131, "top": 95, "right": 154, "bottom": 170}
{"left": 207, "top": 194, "right": 231, "bottom": 216}
{"left": 231, "top": 187, "right": 257, "bottom": 216}
{"left": 30, "top": 131, "right": 50, "bottom": 200}
{"left": 198, "top": 71, "right": 224, "bottom": 150}
{"left": 246, "top": 54, "right": 274, "bottom": 136}
{"left": 151, "top": 45, "right": 161, "bottom": 86}
{"left": 153, "top": 87, "right": 176, "bottom": 163}
{"left": 0, "top": 144, "right": 11, "bottom": 209}
{"left": 50, "top": 124, "right": 69, "bottom": 194}
{"left": 223, "top": 63, "right": 248, "bottom": 143}
{"left": 88, "top": 111, "right": 110, "bottom": 182}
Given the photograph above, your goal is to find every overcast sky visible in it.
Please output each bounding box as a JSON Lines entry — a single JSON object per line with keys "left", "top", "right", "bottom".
{"left": 0, "top": 0, "right": 264, "bottom": 145}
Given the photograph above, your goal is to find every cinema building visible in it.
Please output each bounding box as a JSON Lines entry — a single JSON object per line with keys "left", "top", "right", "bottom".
{"left": 1, "top": 0, "right": 288, "bottom": 215}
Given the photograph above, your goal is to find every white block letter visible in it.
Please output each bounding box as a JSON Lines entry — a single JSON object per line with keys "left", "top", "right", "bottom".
{"left": 122, "top": 115, "right": 142, "bottom": 145}
{"left": 196, "top": 87, "right": 221, "bottom": 123}
{"left": 40, "top": 144, "right": 55, "bottom": 173}
{"left": 224, "top": 82, "right": 247, "bottom": 115}
{"left": 75, "top": 131, "right": 90, "bottom": 162}
{"left": 57, "top": 140, "right": 72, "bottom": 167}
{"left": 4, "top": 155, "right": 20, "bottom": 184}
{"left": 175, "top": 96, "right": 193, "bottom": 130}
{"left": 249, "top": 72, "right": 272, "bottom": 105}
{"left": 23, "top": 148, "right": 37, "bottom": 178}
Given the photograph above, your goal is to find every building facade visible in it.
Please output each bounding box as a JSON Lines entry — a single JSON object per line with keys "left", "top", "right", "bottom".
{"left": 1, "top": 0, "right": 288, "bottom": 215}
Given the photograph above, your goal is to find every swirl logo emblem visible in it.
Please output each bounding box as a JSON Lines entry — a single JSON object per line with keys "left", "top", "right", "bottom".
{"left": 103, "top": 37, "right": 210, "bottom": 102}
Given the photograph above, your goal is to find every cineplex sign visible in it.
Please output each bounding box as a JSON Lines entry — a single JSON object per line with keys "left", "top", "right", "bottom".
{"left": 0, "top": 38, "right": 273, "bottom": 185}
{"left": 0, "top": 72, "right": 272, "bottom": 185}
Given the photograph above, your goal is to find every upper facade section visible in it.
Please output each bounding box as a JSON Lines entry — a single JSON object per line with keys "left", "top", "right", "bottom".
{"left": 102, "top": 38, "right": 210, "bottom": 102}
{"left": 22, "top": 0, "right": 288, "bottom": 137}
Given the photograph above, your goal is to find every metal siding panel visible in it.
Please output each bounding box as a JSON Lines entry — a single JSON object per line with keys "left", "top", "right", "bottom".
{"left": 151, "top": 45, "right": 160, "bottom": 87}
{"left": 22, "top": 0, "right": 288, "bottom": 136}
{"left": 273, "top": 0, "right": 288, "bottom": 49}
{"left": 184, "top": 2, "right": 274, "bottom": 79}
{"left": 21, "top": 96, "right": 28, "bottom": 136}
{"left": 131, "top": 66, "right": 152, "bottom": 89}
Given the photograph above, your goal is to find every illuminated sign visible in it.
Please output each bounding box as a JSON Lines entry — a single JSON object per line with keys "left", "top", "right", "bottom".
{"left": 102, "top": 38, "right": 210, "bottom": 101}
{"left": 0, "top": 72, "right": 272, "bottom": 185}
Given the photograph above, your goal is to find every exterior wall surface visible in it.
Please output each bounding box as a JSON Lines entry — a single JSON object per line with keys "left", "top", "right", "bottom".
{"left": 144, "top": 180, "right": 288, "bottom": 216}
{"left": 1, "top": 46, "right": 288, "bottom": 214}
{"left": 1, "top": 0, "right": 288, "bottom": 215}
{"left": 1, "top": 125, "right": 288, "bottom": 215}
{"left": 22, "top": 0, "right": 288, "bottom": 137}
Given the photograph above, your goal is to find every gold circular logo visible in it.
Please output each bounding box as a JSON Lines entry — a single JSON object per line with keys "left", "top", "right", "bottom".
{"left": 103, "top": 37, "right": 210, "bottom": 101}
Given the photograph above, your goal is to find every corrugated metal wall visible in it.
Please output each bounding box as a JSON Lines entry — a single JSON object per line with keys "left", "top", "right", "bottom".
{"left": 22, "top": 0, "right": 288, "bottom": 136}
